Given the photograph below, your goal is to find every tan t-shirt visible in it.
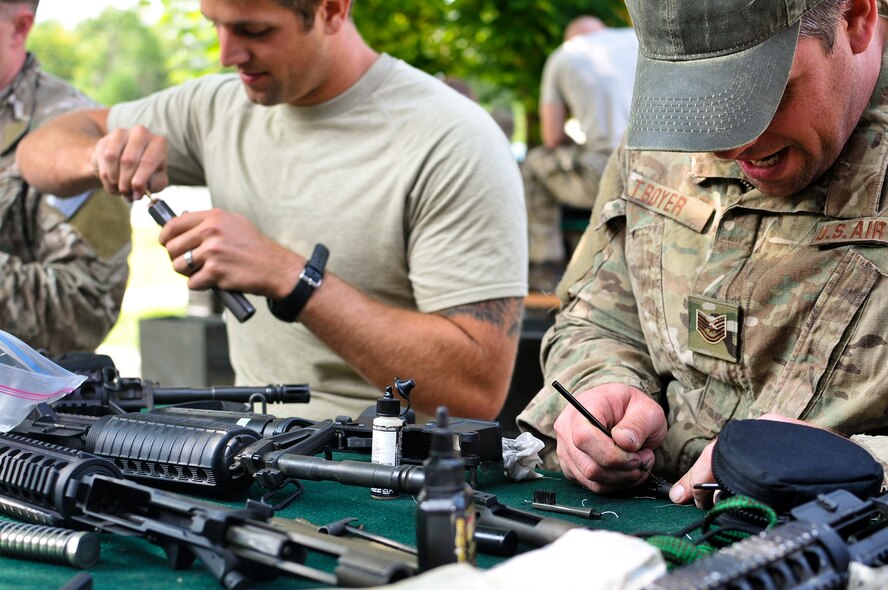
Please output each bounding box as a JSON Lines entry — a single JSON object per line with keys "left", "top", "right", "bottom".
{"left": 540, "top": 28, "right": 638, "bottom": 152}
{"left": 109, "top": 54, "right": 527, "bottom": 420}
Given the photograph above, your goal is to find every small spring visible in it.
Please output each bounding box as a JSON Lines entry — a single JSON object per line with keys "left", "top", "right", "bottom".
{"left": 0, "top": 495, "right": 63, "bottom": 527}
{"left": 0, "top": 521, "right": 100, "bottom": 569}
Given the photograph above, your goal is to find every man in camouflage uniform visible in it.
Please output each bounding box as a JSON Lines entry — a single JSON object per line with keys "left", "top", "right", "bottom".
{"left": 518, "top": 0, "right": 888, "bottom": 507}
{"left": 0, "top": 1, "right": 130, "bottom": 354}
{"left": 523, "top": 16, "right": 638, "bottom": 291}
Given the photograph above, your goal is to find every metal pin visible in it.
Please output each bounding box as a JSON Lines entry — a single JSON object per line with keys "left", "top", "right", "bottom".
{"left": 531, "top": 490, "right": 601, "bottom": 520}
{"left": 0, "top": 521, "right": 100, "bottom": 569}
{"left": 531, "top": 502, "right": 601, "bottom": 519}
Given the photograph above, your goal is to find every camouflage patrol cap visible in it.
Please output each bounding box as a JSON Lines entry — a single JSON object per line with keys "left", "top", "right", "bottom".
{"left": 625, "top": 0, "right": 825, "bottom": 153}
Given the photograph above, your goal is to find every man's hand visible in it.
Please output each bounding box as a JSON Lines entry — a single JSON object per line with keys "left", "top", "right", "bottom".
{"left": 669, "top": 413, "right": 812, "bottom": 508}
{"left": 159, "top": 208, "right": 301, "bottom": 298}
{"left": 554, "top": 383, "right": 667, "bottom": 493}
{"left": 92, "top": 125, "right": 169, "bottom": 200}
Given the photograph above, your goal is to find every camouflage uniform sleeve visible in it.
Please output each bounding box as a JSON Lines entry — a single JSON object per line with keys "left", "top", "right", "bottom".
{"left": 0, "top": 184, "right": 131, "bottom": 355}
{"left": 850, "top": 435, "right": 888, "bottom": 490}
{"left": 517, "top": 144, "right": 661, "bottom": 468}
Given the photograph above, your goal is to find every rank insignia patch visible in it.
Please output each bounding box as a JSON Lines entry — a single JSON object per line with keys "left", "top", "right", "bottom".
{"left": 696, "top": 310, "right": 726, "bottom": 344}
{"left": 688, "top": 295, "right": 740, "bottom": 362}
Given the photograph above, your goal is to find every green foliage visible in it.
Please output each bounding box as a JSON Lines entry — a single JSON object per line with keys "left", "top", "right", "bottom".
{"left": 26, "top": 21, "right": 81, "bottom": 82}
{"left": 155, "top": 0, "right": 225, "bottom": 85}
{"left": 353, "top": 0, "right": 630, "bottom": 145}
{"left": 30, "top": 7, "right": 170, "bottom": 106}
{"left": 75, "top": 9, "right": 169, "bottom": 105}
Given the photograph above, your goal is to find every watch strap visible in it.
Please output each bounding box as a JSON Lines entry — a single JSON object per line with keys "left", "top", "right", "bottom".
{"left": 267, "top": 243, "right": 329, "bottom": 322}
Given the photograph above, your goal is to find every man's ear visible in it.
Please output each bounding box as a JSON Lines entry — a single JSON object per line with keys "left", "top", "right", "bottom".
{"left": 319, "top": 0, "right": 351, "bottom": 34}
{"left": 11, "top": 11, "right": 34, "bottom": 49}
{"left": 846, "top": 0, "right": 878, "bottom": 55}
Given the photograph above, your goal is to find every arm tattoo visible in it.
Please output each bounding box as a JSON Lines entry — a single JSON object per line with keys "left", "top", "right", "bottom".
{"left": 438, "top": 297, "right": 524, "bottom": 339}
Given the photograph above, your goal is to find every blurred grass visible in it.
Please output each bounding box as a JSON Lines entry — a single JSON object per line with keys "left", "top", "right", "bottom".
{"left": 98, "top": 213, "right": 188, "bottom": 364}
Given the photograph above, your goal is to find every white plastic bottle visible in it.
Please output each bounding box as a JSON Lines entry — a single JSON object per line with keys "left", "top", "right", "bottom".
{"left": 370, "top": 386, "right": 404, "bottom": 499}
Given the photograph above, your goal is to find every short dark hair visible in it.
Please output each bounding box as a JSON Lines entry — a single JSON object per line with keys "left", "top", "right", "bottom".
{"left": 0, "top": 1, "right": 38, "bottom": 18}
{"left": 799, "top": 0, "right": 851, "bottom": 52}
{"left": 273, "top": 0, "right": 323, "bottom": 29}
{"left": 274, "top": 0, "right": 354, "bottom": 30}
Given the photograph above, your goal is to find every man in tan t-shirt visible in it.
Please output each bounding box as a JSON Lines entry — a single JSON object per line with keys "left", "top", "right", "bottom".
{"left": 524, "top": 17, "right": 638, "bottom": 291}
{"left": 16, "top": 0, "right": 527, "bottom": 421}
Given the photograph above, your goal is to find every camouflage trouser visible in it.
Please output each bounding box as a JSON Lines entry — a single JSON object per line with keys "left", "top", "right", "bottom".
{"left": 522, "top": 144, "right": 611, "bottom": 264}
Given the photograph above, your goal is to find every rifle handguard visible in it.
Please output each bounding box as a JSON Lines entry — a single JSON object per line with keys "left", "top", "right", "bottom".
{"left": 84, "top": 413, "right": 259, "bottom": 493}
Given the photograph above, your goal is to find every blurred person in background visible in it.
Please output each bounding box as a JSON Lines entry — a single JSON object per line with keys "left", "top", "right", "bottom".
{"left": 0, "top": 0, "right": 130, "bottom": 355}
{"left": 523, "top": 16, "right": 638, "bottom": 291}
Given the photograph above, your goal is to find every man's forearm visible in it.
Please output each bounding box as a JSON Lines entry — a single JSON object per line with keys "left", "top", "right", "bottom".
{"left": 17, "top": 109, "right": 108, "bottom": 196}
{"left": 540, "top": 103, "right": 569, "bottom": 147}
{"left": 542, "top": 318, "right": 661, "bottom": 398}
{"left": 299, "top": 274, "right": 522, "bottom": 420}
{"left": 539, "top": 257, "right": 662, "bottom": 402}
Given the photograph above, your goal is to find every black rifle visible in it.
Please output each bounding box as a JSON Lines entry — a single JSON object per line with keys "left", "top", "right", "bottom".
{"left": 149, "top": 406, "right": 503, "bottom": 471}
{"left": 52, "top": 352, "right": 310, "bottom": 415}
{"left": 647, "top": 489, "right": 888, "bottom": 589}
{"left": 13, "top": 405, "right": 263, "bottom": 494}
{"left": 13, "top": 407, "right": 575, "bottom": 548}
{"left": 13, "top": 403, "right": 501, "bottom": 494}
{"left": 0, "top": 433, "right": 416, "bottom": 589}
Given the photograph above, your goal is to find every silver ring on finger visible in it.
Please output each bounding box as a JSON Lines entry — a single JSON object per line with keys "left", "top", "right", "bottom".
{"left": 184, "top": 249, "right": 197, "bottom": 272}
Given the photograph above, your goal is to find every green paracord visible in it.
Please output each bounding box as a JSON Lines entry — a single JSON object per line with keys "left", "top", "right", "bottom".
{"left": 643, "top": 495, "right": 779, "bottom": 569}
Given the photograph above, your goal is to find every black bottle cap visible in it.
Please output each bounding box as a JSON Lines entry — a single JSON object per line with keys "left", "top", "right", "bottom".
{"left": 430, "top": 407, "right": 456, "bottom": 456}
{"left": 376, "top": 387, "right": 400, "bottom": 417}
{"left": 424, "top": 406, "right": 465, "bottom": 489}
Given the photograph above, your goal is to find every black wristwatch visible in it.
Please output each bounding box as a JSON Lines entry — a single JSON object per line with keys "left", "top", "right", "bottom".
{"left": 267, "top": 244, "right": 329, "bottom": 323}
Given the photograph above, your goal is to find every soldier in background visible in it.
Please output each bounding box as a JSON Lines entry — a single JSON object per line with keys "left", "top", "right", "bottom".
{"left": 0, "top": 0, "right": 130, "bottom": 354}
{"left": 518, "top": 0, "right": 888, "bottom": 506}
{"left": 523, "top": 16, "right": 638, "bottom": 291}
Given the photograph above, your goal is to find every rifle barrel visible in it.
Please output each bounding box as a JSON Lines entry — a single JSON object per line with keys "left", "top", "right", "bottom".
{"left": 151, "top": 384, "right": 310, "bottom": 405}
{"left": 272, "top": 454, "right": 426, "bottom": 494}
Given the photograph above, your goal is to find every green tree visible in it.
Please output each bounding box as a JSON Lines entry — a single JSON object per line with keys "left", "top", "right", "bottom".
{"left": 353, "top": 0, "right": 630, "bottom": 146}
{"left": 31, "top": 6, "right": 171, "bottom": 106}
{"left": 26, "top": 21, "right": 81, "bottom": 82}
{"left": 155, "top": 0, "right": 224, "bottom": 85}
{"left": 74, "top": 8, "right": 170, "bottom": 106}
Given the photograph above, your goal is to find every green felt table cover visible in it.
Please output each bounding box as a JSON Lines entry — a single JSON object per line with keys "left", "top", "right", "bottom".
{"left": 0, "top": 466, "right": 702, "bottom": 590}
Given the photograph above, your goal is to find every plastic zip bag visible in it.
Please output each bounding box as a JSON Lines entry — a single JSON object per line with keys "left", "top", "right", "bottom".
{"left": 0, "top": 330, "right": 86, "bottom": 432}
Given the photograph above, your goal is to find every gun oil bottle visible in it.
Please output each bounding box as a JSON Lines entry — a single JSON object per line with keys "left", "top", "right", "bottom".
{"left": 370, "top": 386, "right": 404, "bottom": 499}
{"left": 416, "top": 406, "right": 476, "bottom": 572}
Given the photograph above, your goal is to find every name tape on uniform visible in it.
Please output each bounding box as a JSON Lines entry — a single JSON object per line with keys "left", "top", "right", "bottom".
{"left": 810, "top": 217, "right": 888, "bottom": 247}
{"left": 623, "top": 172, "right": 715, "bottom": 233}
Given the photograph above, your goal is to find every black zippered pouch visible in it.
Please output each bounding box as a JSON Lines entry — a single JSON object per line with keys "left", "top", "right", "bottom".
{"left": 710, "top": 419, "right": 883, "bottom": 512}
